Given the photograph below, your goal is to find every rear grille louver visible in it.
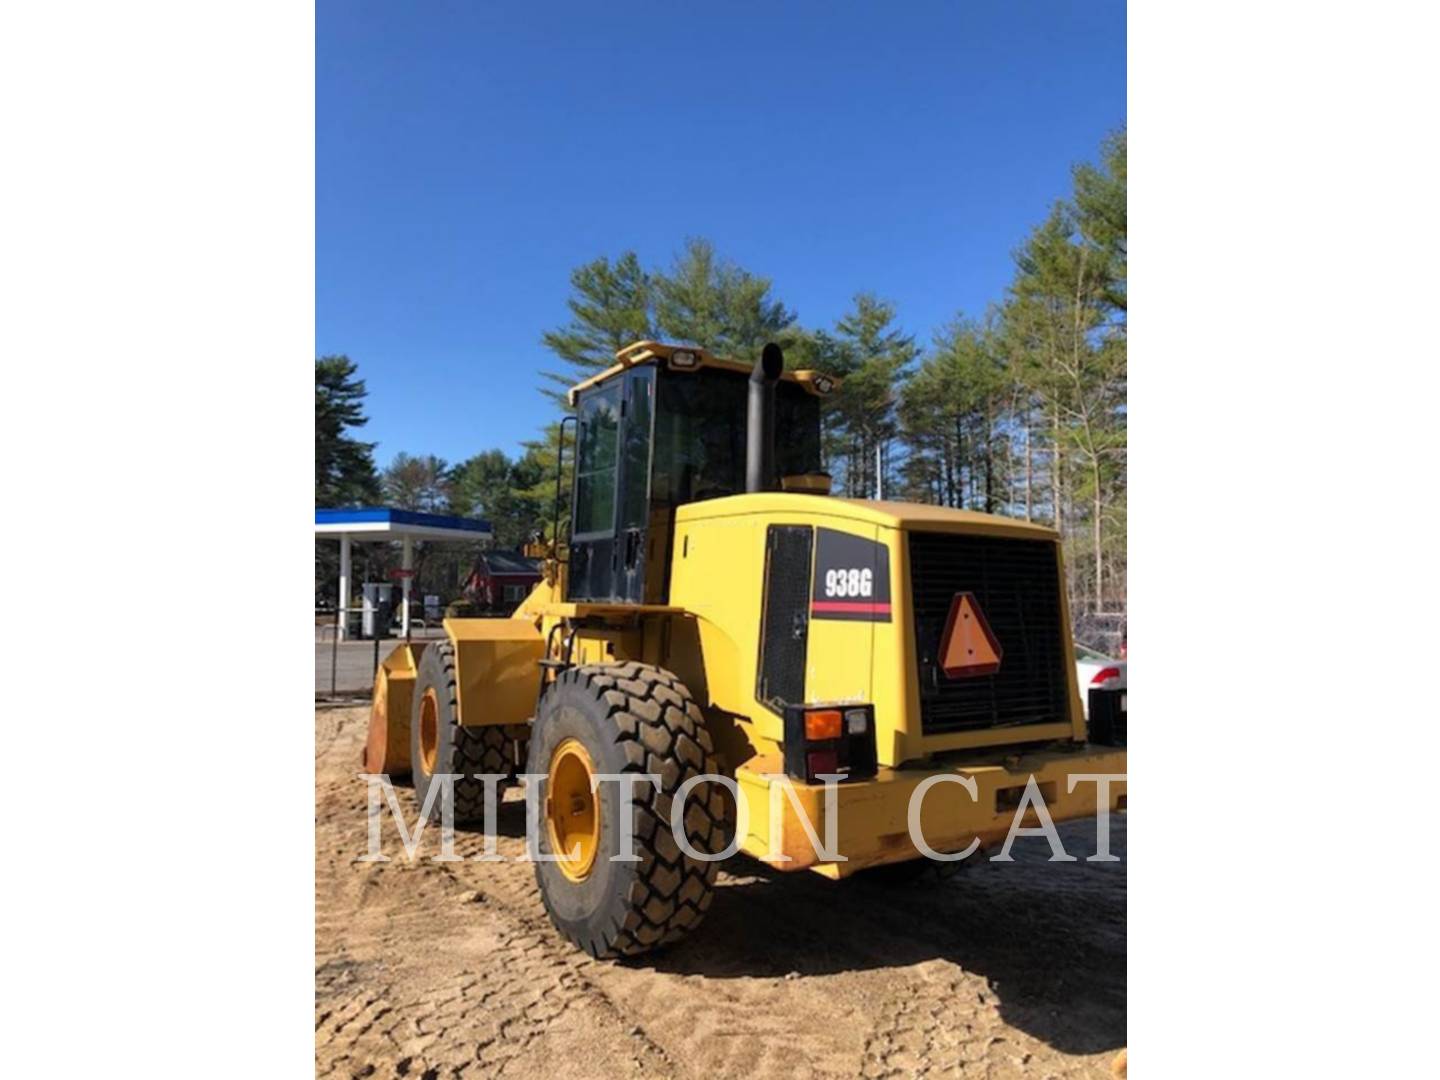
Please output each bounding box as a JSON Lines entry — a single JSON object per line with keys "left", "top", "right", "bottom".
{"left": 908, "top": 531, "right": 1069, "bottom": 735}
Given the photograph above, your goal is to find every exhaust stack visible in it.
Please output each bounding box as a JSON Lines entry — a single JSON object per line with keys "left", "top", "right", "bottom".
{"left": 746, "top": 342, "right": 784, "bottom": 493}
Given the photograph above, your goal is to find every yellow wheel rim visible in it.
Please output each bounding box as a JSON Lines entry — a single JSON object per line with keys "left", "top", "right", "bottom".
{"left": 546, "top": 738, "right": 600, "bottom": 882}
{"left": 418, "top": 688, "right": 439, "bottom": 776}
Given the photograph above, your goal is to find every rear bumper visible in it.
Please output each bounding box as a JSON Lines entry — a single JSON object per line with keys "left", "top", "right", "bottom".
{"left": 734, "top": 743, "right": 1126, "bottom": 878}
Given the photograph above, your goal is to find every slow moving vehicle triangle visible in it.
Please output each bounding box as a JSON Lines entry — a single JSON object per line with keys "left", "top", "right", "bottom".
{"left": 940, "top": 591, "right": 1004, "bottom": 678}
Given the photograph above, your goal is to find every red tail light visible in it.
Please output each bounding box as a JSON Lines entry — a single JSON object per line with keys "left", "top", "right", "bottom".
{"left": 1091, "top": 666, "right": 1122, "bottom": 688}
{"left": 782, "top": 704, "right": 878, "bottom": 783}
{"left": 806, "top": 749, "right": 839, "bottom": 778}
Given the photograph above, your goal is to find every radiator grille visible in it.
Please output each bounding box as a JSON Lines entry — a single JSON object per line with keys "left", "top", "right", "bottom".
{"left": 908, "top": 531, "right": 1069, "bottom": 735}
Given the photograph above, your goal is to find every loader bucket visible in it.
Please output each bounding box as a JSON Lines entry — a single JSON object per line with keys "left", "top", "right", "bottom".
{"left": 362, "top": 641, "right": 430, "bottom": 776}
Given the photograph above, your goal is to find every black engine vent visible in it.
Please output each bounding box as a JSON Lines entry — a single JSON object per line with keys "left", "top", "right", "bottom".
{"left": 756, "top": 525, "right": 813, "bottom": 712}
{"left": 908, "top": 531, "right": 1069, "bottom": 735}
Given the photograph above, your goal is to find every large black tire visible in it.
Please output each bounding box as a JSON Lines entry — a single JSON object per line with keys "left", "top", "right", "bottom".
{"left": 528, "top": 662, "right": 730, "bottom": 959}
{"left": 410, "top": 640, "right": 528, "bottom": 827}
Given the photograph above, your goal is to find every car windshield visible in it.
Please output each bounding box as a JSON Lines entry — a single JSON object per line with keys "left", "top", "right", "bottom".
{"left": 1074, "top": 644, "right": 1116, "bottom": 662}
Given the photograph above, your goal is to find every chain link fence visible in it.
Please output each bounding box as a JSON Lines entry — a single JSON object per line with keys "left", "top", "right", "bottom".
{"left": 315, "top": 607, "right": 449, "bottom": 701}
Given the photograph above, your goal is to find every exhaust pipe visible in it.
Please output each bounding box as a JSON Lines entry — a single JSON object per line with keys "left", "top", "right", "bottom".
{"left": 746, "top": 342, "right": 784, "bottom": 493}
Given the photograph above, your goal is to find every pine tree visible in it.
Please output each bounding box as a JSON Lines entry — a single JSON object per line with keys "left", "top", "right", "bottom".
{"left": 653, "top": 238, "right": 796, "bottom": 357}
{"left": 1073, "top": 128, "right": 1127, "bottom": 317}
{"left": 450, "top": 448, "right": 546, "bottom": 549}
{"left": 539, "top": 252, "right": 655, "bottom": 402}
{"left": 315, "top": 355, "right": 380, "bottom": 508}
{"left": 899, "top": 316, "right": 1007, "bottom": 511}
{"left": 514, "top": 420, "right": 575, "bottom": 545}
{"left": 380, "top": 453, "right": 452, "bottom": 512}
{"left": 998, "top": 131, "right": 1126, "bottom": 612}
{"left": 827, "top": 294, "right": 918, "bottom": 497}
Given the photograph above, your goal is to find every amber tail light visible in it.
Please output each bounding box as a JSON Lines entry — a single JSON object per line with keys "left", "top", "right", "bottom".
{"left": 782, "top": 704, "right": 878, "bottom": 784}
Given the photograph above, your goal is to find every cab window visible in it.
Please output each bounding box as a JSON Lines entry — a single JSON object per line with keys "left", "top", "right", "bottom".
{"left": 574, "top": 384, "right": 621, "bottom": 536}
{"left": 651, "top": 368, "right": 822, "bottom": 505}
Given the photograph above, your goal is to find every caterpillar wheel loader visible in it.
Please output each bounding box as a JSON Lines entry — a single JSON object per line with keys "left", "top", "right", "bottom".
{"left": 364, "top": 340, "right": 1127, "bottom": 959}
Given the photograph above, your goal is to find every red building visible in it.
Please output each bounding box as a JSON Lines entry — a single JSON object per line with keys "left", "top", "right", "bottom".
{"left": 464, "top": 550, "right": 542, "bottom": 611}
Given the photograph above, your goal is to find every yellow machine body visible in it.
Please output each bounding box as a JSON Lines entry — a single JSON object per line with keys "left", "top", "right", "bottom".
{"left": 445, "top": 616, "right": 545, "bottom": 727}
{"left": 733, "top": 744, "right": 1126, "bottom": 876}
{"left": 518, "top": 495, "right": 1122, "bottom": 875}
{"left": 365, "top": 341, "right": 1126, "bottom": 875}
{"left": 662, "top": 494, "right": 1086, "bottom": 762}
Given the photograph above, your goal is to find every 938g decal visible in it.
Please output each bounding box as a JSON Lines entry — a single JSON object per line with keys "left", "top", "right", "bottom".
{"left": 823, "top": 566, "right": 873, "bottom": 599}
{"left": 811, "top": 528, "right": 891, "bottom": 622}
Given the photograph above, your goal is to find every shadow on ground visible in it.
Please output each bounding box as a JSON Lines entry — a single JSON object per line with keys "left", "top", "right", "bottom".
{"left": 464, "top": 794, "right": 1124, "bottom": 1056}
{"left": 644, "top": 816, "right": 1127, "bottom": 1056}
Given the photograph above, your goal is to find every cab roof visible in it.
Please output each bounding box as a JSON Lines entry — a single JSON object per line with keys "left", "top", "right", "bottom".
{"left": 566, "top": 340, "right": 839, "bottom": 407}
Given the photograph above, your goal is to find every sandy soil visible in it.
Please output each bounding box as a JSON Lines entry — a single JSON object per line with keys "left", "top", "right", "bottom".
{"left": 316, "top": 706, "right": 1126, "bottom": 1079}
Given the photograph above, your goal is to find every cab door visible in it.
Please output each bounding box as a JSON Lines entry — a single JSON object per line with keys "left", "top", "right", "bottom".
{"left": 615, "top": 366, "right": 655, "bottom": 603}
{"left": 568, "top": 366, "right": 654, "bottom": 603}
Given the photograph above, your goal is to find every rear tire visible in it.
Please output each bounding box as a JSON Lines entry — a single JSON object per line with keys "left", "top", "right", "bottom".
{"left": 410, "top": 640, "right": 527, "bottom": 827}
{"left": 528, "top": 662, "right": 731, "bottom": 958}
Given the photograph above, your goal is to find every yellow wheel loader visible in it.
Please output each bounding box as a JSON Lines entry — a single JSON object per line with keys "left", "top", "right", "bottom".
{"left": 365, "top": 340, "right": 1126, "bottom": 959}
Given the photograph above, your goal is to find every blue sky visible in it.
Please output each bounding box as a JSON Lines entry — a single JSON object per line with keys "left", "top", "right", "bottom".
{"left": 318, "top": 0, "right": 1125, "bottom": 467}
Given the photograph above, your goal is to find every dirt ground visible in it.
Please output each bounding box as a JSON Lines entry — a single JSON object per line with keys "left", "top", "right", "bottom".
{"left": 316, "top": 706, "right": 1126, "bottom": 1079}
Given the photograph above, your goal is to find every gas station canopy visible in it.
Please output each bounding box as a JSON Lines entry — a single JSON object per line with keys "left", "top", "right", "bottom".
{"left": 316, "top": 508, "right": 492, "bottom": 638}
{"left": 315, "top": 507, "right": 493, "bottom": 542}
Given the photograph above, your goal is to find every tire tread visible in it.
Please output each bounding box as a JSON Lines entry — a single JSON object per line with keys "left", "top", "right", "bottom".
{"left": 535, "top": 661, "right": 729, "bottom": 958}
{"left": 421, "top": 641, "right": 528, "bottom": 826}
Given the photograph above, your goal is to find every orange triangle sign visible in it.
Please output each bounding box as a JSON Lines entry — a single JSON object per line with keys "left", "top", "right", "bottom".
{"left": 940, "top": 592, "right": 1003, "bottom": 678}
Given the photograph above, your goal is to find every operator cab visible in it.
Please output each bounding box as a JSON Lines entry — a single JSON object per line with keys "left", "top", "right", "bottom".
{"left": 566, "top": 341, "right": 835, "bottom": 604}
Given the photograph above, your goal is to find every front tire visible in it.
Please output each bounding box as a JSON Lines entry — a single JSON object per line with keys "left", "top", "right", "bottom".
{"left": 529, "top": 662, "right": 730, "bottom": 958}
{"left": 410, "top": 640, "right": 526, "bottom": 827}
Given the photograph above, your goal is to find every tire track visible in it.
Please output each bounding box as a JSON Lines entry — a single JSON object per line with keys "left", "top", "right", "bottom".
{"left": 317, "top": 709, "right": 678, "bottom": 1078}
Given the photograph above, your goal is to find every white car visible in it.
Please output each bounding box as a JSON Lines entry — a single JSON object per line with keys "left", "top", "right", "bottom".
{"left": 1075, "top": 643, "right": 1126, "bottom": 718}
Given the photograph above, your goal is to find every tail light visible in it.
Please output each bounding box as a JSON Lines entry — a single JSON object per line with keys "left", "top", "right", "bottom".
{"left": 782, "top": 704, "right": 878, "bottom": 784}
{"left": 1091, "top": 666, "right": 1123, "bottom": 689}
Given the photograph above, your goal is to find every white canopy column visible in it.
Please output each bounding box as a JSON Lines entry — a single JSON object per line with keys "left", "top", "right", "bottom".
{"left": 400, "top": 536, "right": 413, "bottom": 638}
{"left": 337, "top": 533, "right": 352, "bottom": 641}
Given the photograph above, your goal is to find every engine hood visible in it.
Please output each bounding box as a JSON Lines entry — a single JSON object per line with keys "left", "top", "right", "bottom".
{"left": 675, "top": 493, "right": 1059, "bottom": 542}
